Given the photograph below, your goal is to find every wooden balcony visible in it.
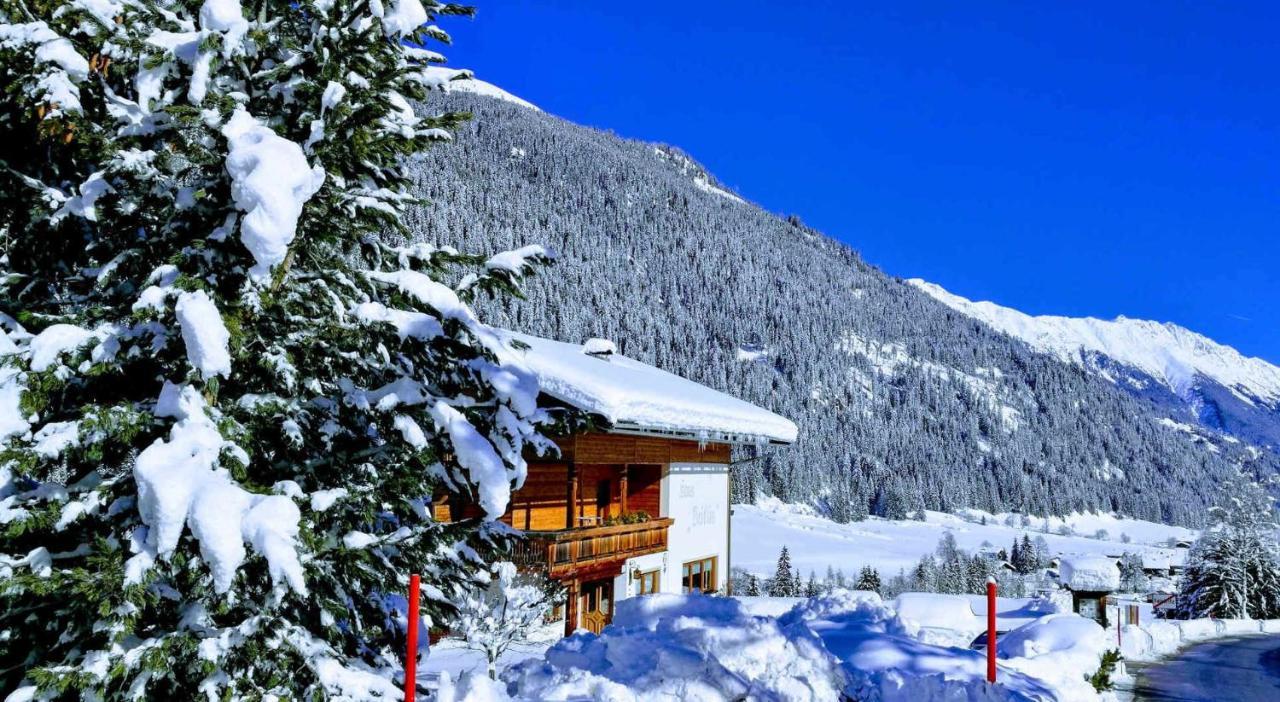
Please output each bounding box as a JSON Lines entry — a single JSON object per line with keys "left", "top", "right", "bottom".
{"left": 513, "top": 518, "right": 674, "bottom": 578}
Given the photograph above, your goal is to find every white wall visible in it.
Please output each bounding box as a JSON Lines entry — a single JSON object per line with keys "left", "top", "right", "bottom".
{"left": 615, "top": 551, "right": 668, "bottom": 602}
{"left": 659, "top": 463, "right": 730, "bottom": 595}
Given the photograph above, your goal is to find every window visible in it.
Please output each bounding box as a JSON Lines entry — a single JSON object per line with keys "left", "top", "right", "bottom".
{"left": 637, "top": 569, "right": 661, "bottom": 595}
{"left": 681, "top": 557, "right": 717, "bottom": 594}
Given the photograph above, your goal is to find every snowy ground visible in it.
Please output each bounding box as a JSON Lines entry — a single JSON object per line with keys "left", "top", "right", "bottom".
{"left": 465, "top": 591, "right": 1116, "bottom": 701}
{"left": 420, "top": 622, "right": 561, "bottom": 681}
{"left": 733, "top": 498, "right": 1196, "bottom": 579}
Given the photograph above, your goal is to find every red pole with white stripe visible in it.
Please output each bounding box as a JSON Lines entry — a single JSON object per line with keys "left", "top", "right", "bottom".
{"left": 404, "top": 573, "right": 421, "bottom": 702}
{"left": 986, "top": 577, "right": 997, "bottom": 684}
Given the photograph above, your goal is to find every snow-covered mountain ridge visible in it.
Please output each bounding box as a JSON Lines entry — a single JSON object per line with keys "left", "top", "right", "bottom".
{"left": 910, "top": 279, "right": 1280, "bottom": 450}
{"left": 909, "top": 279, "right": 1280, "bottom": 404}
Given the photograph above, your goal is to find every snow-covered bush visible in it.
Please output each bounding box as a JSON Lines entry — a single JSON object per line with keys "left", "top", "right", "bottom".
{"left": 451, "top": 561, "right": 558, "bottom": 680}
{"left": 0, "top": 1, "right": 552, "bottom": 698}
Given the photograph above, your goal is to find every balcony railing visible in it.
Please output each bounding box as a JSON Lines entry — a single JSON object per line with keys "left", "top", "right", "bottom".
{"left": 513, "top": 518, "right": 674, "bottom": 577}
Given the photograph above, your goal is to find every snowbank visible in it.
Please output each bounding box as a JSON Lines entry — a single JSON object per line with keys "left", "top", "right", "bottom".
{"left": 1059, "top": 556, "right": 1119, "bottom": 591}
{"left": 492, "top": 592, "right": 1110, "bottom": 702}
{"left": 892, "top": 593, "right": 981, "bottom": 646}
{"left": 794, "top": 593, "right": 1071, "bottom": 702}
{"left": 1116, "top": 617, "right": 1271, "bottom": 662}
{"left": 504, "top": 594, "right": 845, "bottom": 701}
{"left": 997, "top": 614, "right": 1109, "bottom": 701}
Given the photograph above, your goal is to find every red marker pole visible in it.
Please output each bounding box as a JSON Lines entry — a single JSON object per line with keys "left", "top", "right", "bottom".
{"left": 404, "top": 573, "right": 421, "bottom": 702}
{"left": 986, "top": 577, "right": 997, "bottom": 684}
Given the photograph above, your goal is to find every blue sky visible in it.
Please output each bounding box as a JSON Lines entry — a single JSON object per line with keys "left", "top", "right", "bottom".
{"left": 444, "top": 1, "right": 1279, "bottom": 364}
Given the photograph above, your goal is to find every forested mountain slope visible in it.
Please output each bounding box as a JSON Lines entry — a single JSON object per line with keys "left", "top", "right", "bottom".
{"left": 405, "top": 92, "right": 1276, "bottom": 526}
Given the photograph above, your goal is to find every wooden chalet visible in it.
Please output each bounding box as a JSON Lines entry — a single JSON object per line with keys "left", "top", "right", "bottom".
{"left": 435, "top": 333, "right": 797, "bottom": 636}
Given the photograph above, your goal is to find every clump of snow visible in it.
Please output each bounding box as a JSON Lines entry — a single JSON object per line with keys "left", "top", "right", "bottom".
{"left": 1059, "top": 556, "right": 1119, "bottom": 591}
{"left": 174, "top": 290, "right": 231, "bottom": 379}
{"left": 52, "top": 171, "right": 112, "bottom": 223}
{"left": 376, "top": 0, "right": 428, "bottom": 37}
{"left": 580, "top": 338, "right": 616, "bottom": 357}
{"left": 131, "top": 385, "right": 304, "bottom": 593}
{"left": 28, "top": 324, "right": 95, "bottom": 372}
{"left": 429, "top": 402, "right": 509, "bottom": 519}
{"left": 222, "top": 108, "right": 326, "bottom": 280}
{"left": 485, "top": 244, "right": 547, "bottom": 274}
{"left": 504, "top": 331, "right": 798, "bottom": 444}
{"left": 309, "top": 488, "right": 347, "bottom": 512}
{"left": 31, "top": 421, "right": 80, "bottom": 458}
{"left": 198, "top": 0, "right": 249, "bottom": 39}
{"left": 0, "top": 367, "right": 29, "bottom": 439}
{"left": 0, "top": 22, "right": 90, "bottom": 114}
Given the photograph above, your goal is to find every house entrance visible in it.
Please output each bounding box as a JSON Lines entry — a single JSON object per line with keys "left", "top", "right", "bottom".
{"left": 580, "top": 578, "right": 613, "bottom": 634}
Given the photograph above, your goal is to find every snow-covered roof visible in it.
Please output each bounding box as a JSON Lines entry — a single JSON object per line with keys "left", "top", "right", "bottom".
{"left": 502, "top": 332, "right": 797, "bottom": 445}
{"left": 1058, "top": 556, "right": 1119, "bottom": 591}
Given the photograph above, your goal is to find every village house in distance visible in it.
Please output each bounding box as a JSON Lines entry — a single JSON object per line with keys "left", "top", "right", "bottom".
{"left": 435, "top": 333, "right": 797, "bottom": 636}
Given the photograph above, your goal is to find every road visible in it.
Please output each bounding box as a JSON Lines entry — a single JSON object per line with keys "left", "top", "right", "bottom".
{"left": 1131, "top": 634, "right": 1280, "bottom": 701}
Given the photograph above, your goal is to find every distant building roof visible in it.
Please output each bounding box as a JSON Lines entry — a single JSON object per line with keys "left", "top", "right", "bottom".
{"left": 503, "top": 332, "right": 798, "bottom": 445}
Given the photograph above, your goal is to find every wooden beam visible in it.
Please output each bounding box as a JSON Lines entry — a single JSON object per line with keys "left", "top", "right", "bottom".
{"left": 619, "top": 466, "right": 629, "bottom": 515}
{"left": 566, "top": 462, "right": 578, "bottom": 529}
{"left": 564, "top": 578, "right": 579, "bottom": 638}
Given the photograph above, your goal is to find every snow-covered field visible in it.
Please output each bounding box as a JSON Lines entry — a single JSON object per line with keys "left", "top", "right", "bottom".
{"left": 733, "top": 498, "right": 1197, "bottom": 579}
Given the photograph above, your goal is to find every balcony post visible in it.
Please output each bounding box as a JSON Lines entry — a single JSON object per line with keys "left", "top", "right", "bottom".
{"left": 564, "top": 578, "right": 579, "bottom": 637}
{"left": 619, "top": 466, "right": 629, "bottom": 515}
{"left": 566, "top": 462, "right": 578, "bottom": 529}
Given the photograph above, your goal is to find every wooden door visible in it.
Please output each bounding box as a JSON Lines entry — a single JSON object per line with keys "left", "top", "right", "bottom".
{"left": 580, "top": 579, "right": 613, "bottom": 634}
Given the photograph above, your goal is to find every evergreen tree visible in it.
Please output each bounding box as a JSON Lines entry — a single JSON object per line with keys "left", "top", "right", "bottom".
{"left": 768, "top": 546, "right": 795, "bottom": 597}
{"left": 936, "top": 531, "right": 961, "bottom": 562}
{"left": 745, "top": 574, "right": 762, "bottom": 597}
{"left": 1021, "top": 535, "right": 1037, "bottom": 571}
{"left": 804, "top": 571, "right": 820, "bottom": 598}
{"left": 1118, "top": 552, "right": 1149, "bottom": 593}
{"left": 0, "top": 2, "right": 552, "bottom": 697}
{"left": 855, "top": 565, "right": 883, "bottom": 595}
{"left": 1177, "top": 471, "right": 1280, "bottom": 619}
{"left": 1032, "top": 536, "right": 1051, "bottom": 570}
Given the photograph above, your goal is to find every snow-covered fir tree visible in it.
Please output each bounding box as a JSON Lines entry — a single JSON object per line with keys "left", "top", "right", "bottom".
{"left": 803, "top": 571, "right": 819, "bottom": 597}
{"left": 1177, "top": 470, "right": 1280, "bottom": 620}
{"left": 768, "top": 546, "right": 794, "bottom": 597}
{"left": 451, "top": 562, "right": 556, "bottom": 680}
{"left": 1118, "top": 552, "right": 1149, "bottom": 593}
{"left": 0, "top": 1, "right": 553, "bottom": 697}
{"left": 854, "top": 565, "right": 882, "bottom": 595}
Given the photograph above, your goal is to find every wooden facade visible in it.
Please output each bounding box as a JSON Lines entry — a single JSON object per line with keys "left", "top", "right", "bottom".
{"left": 432, "top": 432, "right": 733, "bottom": 636}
